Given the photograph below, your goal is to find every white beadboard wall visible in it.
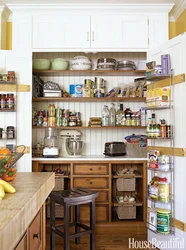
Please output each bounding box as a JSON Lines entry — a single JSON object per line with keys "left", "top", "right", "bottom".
{"left": 32, "top": 52, "right": 146, "bottom": 155}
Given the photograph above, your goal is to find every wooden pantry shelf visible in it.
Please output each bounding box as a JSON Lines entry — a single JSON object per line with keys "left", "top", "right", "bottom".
{"left": 113, "top": 199, "right": 143, "bottom": 207}
{"left": 33, "top": 69, "right": 146, "bottom": 76}
{"left": 32, "top": 126, "right": 146, "bottom": 129}
{"left": 32, "top": 97, "right": 146, "bottom": 102}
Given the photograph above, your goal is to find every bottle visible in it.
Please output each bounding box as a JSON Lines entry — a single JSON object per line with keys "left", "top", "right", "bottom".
{"left": 109, "top": 103, "right": 116, "bottom": 126}
{"left": 102, "top": 105, "right": 109, "bottom": 126}
{"left": 146, "top": 118, "right": 152, "bottom": 137}
{"left": 151, "top": 113, "right": 156, "bottom": 137}
{"left": 116, "top": 104, "right": 124, "bottom": 126}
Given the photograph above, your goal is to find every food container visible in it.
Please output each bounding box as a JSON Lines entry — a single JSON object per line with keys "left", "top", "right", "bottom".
{"left": 33, "top": 59, "right": 50, "bottom": 70}
{"left": 117, "top": 60, "right": 136, "bottom": 70}
{"left": 158, "top": 155, "right": 170, "bottom": 171}
{"left": 70, "top": 84, "right": 83, "bottom": 97}
{"left": 51, "top": 58, "right": 68, "bottom": 70}
{"left": 158, "top": 182, "right": 170, "bottom": 202}
{"left": 157, "top": 209, "right": 171, "bottom": 234}
{"left": 154, "top": 65, "right": 163, "bottom": 76}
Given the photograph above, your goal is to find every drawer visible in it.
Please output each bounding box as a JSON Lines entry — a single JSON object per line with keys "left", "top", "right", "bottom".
{"left": 80, "top": 204, "right": 109, "bottom": 222}
{"left": 14, "top": 233, "right": 27, "bottom": 250}
{"left": 73, "top": 177, "right": 109, "bottom": 189}
{"left": 73, "top": 163, "right": 109, "bottom": 175}
{"left": 94, "top": 190, "right": 109, "bottom": 202}
{"left": 28, "top": 211, "right": 41, "bottom": 250}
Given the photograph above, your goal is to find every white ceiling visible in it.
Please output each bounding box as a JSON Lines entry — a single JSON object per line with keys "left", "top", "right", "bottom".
{"left": 0, "top": 0, "right": 183, "bottom": 20}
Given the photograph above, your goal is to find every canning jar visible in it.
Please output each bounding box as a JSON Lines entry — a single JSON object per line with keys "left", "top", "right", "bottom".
{"left": 48, "top": 104, "right": 55, "bottom": 117}
{"left": 1, "top": 94, "right": 6, "bottom": 109}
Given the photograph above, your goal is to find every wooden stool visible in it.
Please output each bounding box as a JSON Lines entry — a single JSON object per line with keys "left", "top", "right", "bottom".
{"left": 50, "top": 188, "right": 99, "bottom": 250}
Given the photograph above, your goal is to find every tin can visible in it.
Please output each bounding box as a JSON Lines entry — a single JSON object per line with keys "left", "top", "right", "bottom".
{"left": 7, "top": 71, "right": 16, "bottom": 81}
{"left": 157, "top": 209, "right": 171, "bottom": 234}
{"left": 48, "top": 104, "right": 55, "bottom": 117}
{"left": 48, "top": 117, "right": 56, "bottom": 127}
{"left": 158, "top": 182, "right": 170, "bottom": 202}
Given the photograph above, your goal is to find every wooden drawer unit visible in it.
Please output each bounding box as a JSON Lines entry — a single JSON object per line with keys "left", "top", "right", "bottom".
{"left": 73, "top": 163, "right": 109, "bottom": 175}
{"left": 95, "top": 190, "right": 109, "bottom": 202}
{"left": 15, "top": 233, "right": 27, "bottom": 250}
{"left": 28, "top": 211, "right": 41, "bottom": 250}
{"left": 80, "top": 204, "right": 109, "bottom": 222}
{"left": 73, "top": 177, "right": 109, "bottom": 189}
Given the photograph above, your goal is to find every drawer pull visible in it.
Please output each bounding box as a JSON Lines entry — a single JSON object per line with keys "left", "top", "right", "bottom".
{"left": 89, "top": 181, "right": 93, "bottom": 185}
{"left": 90, "top": 168, "right": 93, "bottom": 171}
{"left": 99, "top": 167, "right": 101, "bottom": 170}
{"left": 33, "top": 233, "right": 39, "bottom": 239}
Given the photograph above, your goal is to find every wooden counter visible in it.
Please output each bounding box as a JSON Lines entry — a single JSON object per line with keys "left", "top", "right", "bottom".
{"left": 0, "top": 172, "right": 55, "bottom": 250}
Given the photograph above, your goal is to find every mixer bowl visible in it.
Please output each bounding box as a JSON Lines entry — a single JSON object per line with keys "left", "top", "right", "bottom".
{"left": 66, "top": 139, "right": 84, "bottom": 156}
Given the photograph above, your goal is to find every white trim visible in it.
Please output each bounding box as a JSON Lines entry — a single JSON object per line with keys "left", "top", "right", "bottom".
{"left": 7, "top": 3, "right": 174, "bottom": 14}
{"left": 2, "top": 6, "right": 11, "bottom": 20}
{"left": 170, "top": 0, "right": 186, "bottom": 21}
{"left": 169, "top": 16, "right": 176, "bottom": 22}
{"left": 7, "top": 14, "right": 12, "bottom": 22}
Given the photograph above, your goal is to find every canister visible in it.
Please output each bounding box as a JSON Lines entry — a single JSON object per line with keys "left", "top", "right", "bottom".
{"left": 48, "top": 117, "right": 56, "bottom": 127}
{"left": 70, "top": 84, "right": 82, "bottom": 97}
{"left": 157, "top": 209, "right": 171, "bottom": 234}
{"left": 7, "top": 126, "right": 15, "bottom": 139}
{"left": 158, "top": 182, "right": 170, "bottom": 202}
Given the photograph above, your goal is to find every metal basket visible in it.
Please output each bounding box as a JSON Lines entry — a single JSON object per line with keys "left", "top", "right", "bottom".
{"left": 0, "top": 145, "right": 25, "bottom": 178}
{"left": 116, "top": 178, "right": 135, "bottom": 191}
{"left": 116, "top": 206, "right": 136, "bottom": 219}
{"left": 46, "top": 203, "right": 64, "bottom": 218}
{"left": 126, "top": 142, "right": 147, "bottom": 158}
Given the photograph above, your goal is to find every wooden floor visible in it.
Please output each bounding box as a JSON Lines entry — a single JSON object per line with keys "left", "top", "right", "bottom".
{"left": 46, "top": 220, "right": 157, "bottom": 250}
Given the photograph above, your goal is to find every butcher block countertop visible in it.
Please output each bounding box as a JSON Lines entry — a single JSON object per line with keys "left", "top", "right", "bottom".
{"left": 0, "top": 172, "right": 55, "bottom": 250}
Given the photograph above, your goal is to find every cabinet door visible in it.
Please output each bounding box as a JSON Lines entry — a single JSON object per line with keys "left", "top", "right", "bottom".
{"left": 91, "top": 15, "right": 122, "bottom": 49}
{"left": 28, "top": 211, "right": 41, "bottom": 250}
{"left": 149, "top": 14, "right": 168, "bottom": 49}
{"left": 33, "top": 15, "right": 90, "bottom": 49}
{"left": 121, "top": 15, "right": 148, "bottom": 49}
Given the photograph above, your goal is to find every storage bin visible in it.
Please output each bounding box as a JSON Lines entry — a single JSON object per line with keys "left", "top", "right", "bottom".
{"left": 53, "top": 176, "right": 64, "bottom": 191}
{"left": 47, "top": 203, "right": 64, "bottom": 218}
{"left": 126, "top": 142, "right": 147, "bottom": 158}
{"left": 116, "top": 178, "right": 135, "bottom": 191}
{"left": 116, "top": 206, "right": 136, "bottom": 219}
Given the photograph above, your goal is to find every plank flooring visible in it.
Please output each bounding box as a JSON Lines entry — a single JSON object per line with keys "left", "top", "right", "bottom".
{"left": 46, "top": 221, "right": 157, "bottom": 250}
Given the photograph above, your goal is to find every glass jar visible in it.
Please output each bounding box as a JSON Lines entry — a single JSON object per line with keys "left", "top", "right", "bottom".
{"left": 131, "top": 115, "right": 137, "bottom": 126}
{"left": 126, "top": 114, "right": 131, "bottom": 126}
{"left": 48, "top": 104, "right": 55, "bottom": 117}
{"left": 7, "top": 126, "right": 15, "bottom": 139}
{"left": 1, "top": 94, "right": 6, "bottom": 109}
{"left": 7, "top": 93, "right": 14, "bottom": 110}
{"left": 2, "top": 130, "right": 7, "bottom": 139}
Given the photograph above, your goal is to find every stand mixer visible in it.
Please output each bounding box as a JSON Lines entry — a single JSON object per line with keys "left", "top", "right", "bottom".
{"left": 59, "top": 130, "right": 83, "bottom": 157}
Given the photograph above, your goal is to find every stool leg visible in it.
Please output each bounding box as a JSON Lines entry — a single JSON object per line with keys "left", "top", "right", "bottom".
{"left": 75, "top": 205, "right": 80, "bottom": 244}
{"left": 64, "top": 203, "right": 70, "bottom": 250}
{"left": 50, "top": 199, "right": 56, "bottom": 250}
{"left": 90, "top": 200, "right": 96, "bottom": 250}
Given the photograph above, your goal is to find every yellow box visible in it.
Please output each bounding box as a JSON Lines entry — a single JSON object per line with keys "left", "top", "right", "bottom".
{"left": 83, "top": 86, "right": 90, "bottom": 97}
{"left": 155, "top": 87, "right": 170, "bottom": 107}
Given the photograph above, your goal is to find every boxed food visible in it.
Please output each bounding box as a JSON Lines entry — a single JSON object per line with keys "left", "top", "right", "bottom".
{"left": 155, "top": 87, "right": 170, "bottom": 107}
{"left": 146, "top": 61, "right": 156, "bottom": 77}
{"left": 148, "top": 150, "right": 160, "bottom": 169}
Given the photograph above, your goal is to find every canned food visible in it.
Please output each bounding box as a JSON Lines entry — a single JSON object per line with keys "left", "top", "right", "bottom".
{"left": 48, "top": 117, "right": 56, "bottom": 127}
{"left": 158, "top": 182, "right": 170, "bottom": 202}
{"left": 157, "top": 209, "right": 171, "bottom": 234}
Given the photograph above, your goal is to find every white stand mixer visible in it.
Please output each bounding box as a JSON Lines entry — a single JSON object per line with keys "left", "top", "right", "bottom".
{"left": 59, "top": 130, "right": 83, "bottom": 157}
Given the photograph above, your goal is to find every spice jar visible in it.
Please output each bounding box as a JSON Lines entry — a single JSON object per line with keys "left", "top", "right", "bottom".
{"left": 7, "top": 71, "right": 16, "bottom": 82}
{"left": 160, "top": 119, "right": 166, "bottom": 138}
{"left": 1, "top": 94, "right": 6, "bottom": 109}
{"left": 7, "top": 126, "right": 15, "bottom": 139}
{"left": 2, "top": 130, "right": 7, "bottom": 139}
{"left": 126, "top": 114, "right": 131, "bottom": 126}
{"left": 7, "top": 93, "right": 14, "bottom": 110}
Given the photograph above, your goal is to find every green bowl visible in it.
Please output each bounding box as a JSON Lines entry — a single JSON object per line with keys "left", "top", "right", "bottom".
{"left": 51, "top": 58, "right": 68, "bottom": 70}
{"left": 33, "top": 59, "right": 50, "bottom": 70}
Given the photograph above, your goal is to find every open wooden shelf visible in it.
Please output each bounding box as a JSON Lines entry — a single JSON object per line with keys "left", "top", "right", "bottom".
{"left": 32, "top": 125, "right": 146, "bottom": 129}
{"left": 33, "top": 69, "right": 146, "bottom": 76}
{"left": 32, "top": 97, "right": 146, "bottom": 102}
{"left": 113, "top": 199, "right": 143, "bottom": 207}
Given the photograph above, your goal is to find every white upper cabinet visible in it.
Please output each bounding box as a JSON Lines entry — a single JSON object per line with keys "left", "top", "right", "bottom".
{"left": 120, "top": 15, "right": 148, "bottom": 49}
{"left": 33, "top": 15, "right": 91, "bottom": 49}
{"left": 91, "top": 15, "right": 123, "bottom": 49}
{"left": 148, "top": 14, "right": 169, "bottom": 49}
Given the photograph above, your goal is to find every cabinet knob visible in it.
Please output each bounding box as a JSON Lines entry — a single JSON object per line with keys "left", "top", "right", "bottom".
{"left": 89, "top": 181, "right": 93, "bottom": 185}
{"left": 90, "top": 168, "right": 93, "bottom": 171}
{"left": 33, "top": 233, "right": 39, "bottom": 239}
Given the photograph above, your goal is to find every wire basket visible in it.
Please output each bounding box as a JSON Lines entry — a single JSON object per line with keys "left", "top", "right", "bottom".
{"left": 46, "top": 203, "right": 64, "bottom": 218}
{"left": 116, "top": 206, "right": 136, "bottom": 219}
{"left": 0, "top": 145, "right": 25, "bottom": 178}
{"left": 53, "top": 176, "right": 64, "bottom": 191}
{"left": 116, "top": 178, "right": 136, "bottom": 191}
{"left": 126, "top": 142, "right": 147, "bottom": 158}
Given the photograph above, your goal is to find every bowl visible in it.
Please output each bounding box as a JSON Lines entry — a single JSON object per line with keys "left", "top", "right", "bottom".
{"left": 71, "top": 62, "right": 91, "bottom": 70}
{"left": 66, "top": 139, "right": 84, "bottom": 155}
{"left": 33, "top": 59, "right": 50, "bottom": 70}
{"left": 51, "top": 58, "right": 68, "bottom": 70}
